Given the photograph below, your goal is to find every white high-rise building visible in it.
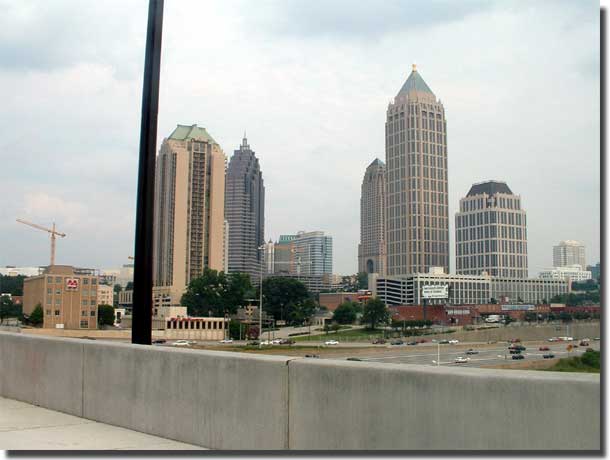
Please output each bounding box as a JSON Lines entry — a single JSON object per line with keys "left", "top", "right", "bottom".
{"left": 553, "top": 240, "right": 586, "bottom": 269}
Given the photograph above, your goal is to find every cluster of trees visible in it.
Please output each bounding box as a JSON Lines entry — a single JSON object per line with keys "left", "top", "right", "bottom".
{"left": 181, "top": 270, "right": 318, "bottom": 326}
{"left": 571, "top": 279, "right": 599, "bottom": 292}
{"left": 550, "top": 292, "right": 600, "bottom": 306}
{"left": 0, "top": 296, "right": 22, "bottom": 324}
{"left": 330, "top": 298, "right": 391, "bottom": 330}
{"left": 0, "top": 274, "right": 26, "bottom": 296}
{"left": 523, "top": 310, "right": 599, "bottom": 323}
{"left": 332, "top": 301, "right": 361, "bottom": 324}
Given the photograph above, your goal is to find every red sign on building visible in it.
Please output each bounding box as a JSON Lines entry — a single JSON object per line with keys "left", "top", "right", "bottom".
{"left": 65, "top": 278, "right": 79, "bottom": 291}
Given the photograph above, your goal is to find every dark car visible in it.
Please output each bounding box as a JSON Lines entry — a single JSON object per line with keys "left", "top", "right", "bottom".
{"left": 512, "top": 354, "right": 525, "bottom": 360}
{"left": 407, "top": 341, "right": 418, "bottom": 346}
{"left": 509, "top": 349, "right": 521, "bottom": 354}
{"left": 372, "top": 338, "right": 386, "bottom": 345}
{"left": 279, "top": 339, "right": 295, "bottom": 345}
{"left": 347, "top": 357, "right": 363, "bottom": 361}
{"left": 305, "top": 354, "right": 320, "bottom": 358}
{"left": 247, "top": 341, "right": 260, "bottom": 346}
{"left": 543, "top": 354, "right": 555, "bottom": 359}
{"left": 466, "top": 349, "right": 478, "bottom": 355}
{"left": 512, "top": 345, "right": 526, "bottom": 351}
{"left": 390, "top": 340, "right": 404, "bottom": 345}
{"left": 439, "top": 339, "right": 450, "bottom": 344}
{"left": 152, "top": 339, "right": 166, "bottom": 344}
{"left": 579, "top": 341, "right": 589, "bottom": 347}
{"left": 539, "top": 346, "right": 550, "bottom": 351}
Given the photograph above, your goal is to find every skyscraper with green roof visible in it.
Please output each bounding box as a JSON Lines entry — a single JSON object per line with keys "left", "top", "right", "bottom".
{"left": 385, "top": 65, "right": 449, "bottom": 276}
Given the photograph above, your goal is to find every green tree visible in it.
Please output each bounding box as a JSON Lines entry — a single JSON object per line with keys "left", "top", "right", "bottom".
{"left": 361, "top": 297, "right": 390, "bottom": 330}
{"left": 225, "top": 272, "right": 254, "bottom": 311}
{"left": 113, "top": 284, "right": 123, "bottom": 294}
{"left": 289, "top": 298, "right": 317, "bottom": 326}
{"left": 524, "top": 312, "right": 537, "bottom": 322}
{"left": 356, "top": 272, "right": 368, "bottom": 290}
{"left": 0, "top": 296, "right": 14, "bottom": 324}
{"left": 29, "top": 304, "right": 43, "bottom": 326}
{"left": 98, "top": 304, "right": 115, "bottom": 326}
{"left": 0, "top": 274, "right": 26, "bottom": 296}
{"left": 261, "top": 277, "right": 309, "bottom": 323}
{"left": 332, "top": 301, "right": 358, "bottom": 324}
{"left": 125, "top": 281, "right": 134, "bottom": 290}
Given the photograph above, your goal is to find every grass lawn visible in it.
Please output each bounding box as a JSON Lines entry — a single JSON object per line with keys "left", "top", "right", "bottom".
{"left": 543, "top": 350, "right": 600, "bottom": 373}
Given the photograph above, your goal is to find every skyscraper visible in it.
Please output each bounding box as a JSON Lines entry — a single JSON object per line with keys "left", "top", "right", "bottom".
{"left": 358, "top": 158, "right": 386, "bottom": 275}
{"left": 455, "top": 181, "right": 528, "bottom": 278}
{"left": 225, "top": 134, "right": 265, "bottom": 282}
{"left": 385, "top": 64, "right": 449, "bottom": 276}
{"left": 153, "top": 124, "right": 226, "bottom": 305}
{"left": 272, "top": 231, "right": 332, "bottom": 277}
{"left": 553, "top": 240, "right": 586, "bottom": 269}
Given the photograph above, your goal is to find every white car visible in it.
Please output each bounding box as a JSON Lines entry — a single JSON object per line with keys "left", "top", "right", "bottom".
{"left": 454, "top": 356, "right": 470, "bottom": 364}
{"left": 219, "top": 339, "right": 233, "bottom": 344}
{"left": 260, "top": 340, "right": 271, "bottom": 345}
{"left": 272, "top": 339, "right": 282, "bottom": 345}
{"left": 325, "top": 340, "right": 339, "bottom": 345}
{"left": 448, "top": 339, "right": 459, "bottom": 344}
{"left": 172, "top": 340, "right": 190, "bottom": 347}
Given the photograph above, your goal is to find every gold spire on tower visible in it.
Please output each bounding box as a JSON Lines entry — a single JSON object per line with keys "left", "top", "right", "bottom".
{"left": 412, "top": 63, "right": 417, "bottom": 72}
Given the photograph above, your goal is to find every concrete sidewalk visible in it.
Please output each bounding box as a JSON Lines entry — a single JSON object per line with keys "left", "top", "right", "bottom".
{"left": 0, "top": 397, "right": 207, "bottom": 450}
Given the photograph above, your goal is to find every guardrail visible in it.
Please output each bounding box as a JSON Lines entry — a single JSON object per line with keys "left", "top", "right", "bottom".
{"left": 0, "top": 332, "right": 600, "bottom": 450}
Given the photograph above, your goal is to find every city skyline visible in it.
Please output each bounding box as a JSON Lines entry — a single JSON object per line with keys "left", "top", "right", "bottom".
{"left": 0, "top": 0, "right": 600, "bottom": 277}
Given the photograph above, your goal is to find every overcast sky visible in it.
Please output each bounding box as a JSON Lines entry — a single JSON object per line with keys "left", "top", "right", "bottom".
{"left": 0, "top": 0, "right": 600, "bottom": 276}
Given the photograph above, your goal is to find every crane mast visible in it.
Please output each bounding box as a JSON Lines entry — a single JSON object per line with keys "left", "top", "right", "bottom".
{"left": 16, "top": 218, "right": 66, "bottom": 266}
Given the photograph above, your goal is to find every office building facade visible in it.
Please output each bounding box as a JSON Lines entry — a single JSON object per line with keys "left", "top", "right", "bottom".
{"left": 553, "top": 240, "right": 586, "bottom": 269}
{"left": 456, "top": 181, "right": 528, "bottom": 278}
{"left": 385, "top": 64, "right": 449, "bottom": 276}
{"left": 358, "top": 158, "right": 387, "bottom": 275}
{"left": 539, "top": 265, "right": 592, "bottom": 282}
{"left": 225, "top": 135, "right": 265, "bottom": 282}
{"left": 23, "top": 265, "right": 100, "bottom": 330}
{"left": 153, "top": 124, "right": 226, "bottom": 305}
{"left": 272, "top": 231, "right": 332, "bottom": 277}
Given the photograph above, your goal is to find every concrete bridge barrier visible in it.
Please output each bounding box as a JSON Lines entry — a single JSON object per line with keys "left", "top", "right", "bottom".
{"left": 0, "top": 332, "right": 600, "bottom": 451}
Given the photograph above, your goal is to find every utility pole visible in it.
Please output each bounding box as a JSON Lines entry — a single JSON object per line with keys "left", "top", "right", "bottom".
{"left": 258, "top": 245, "right": 265, "bottom": 348}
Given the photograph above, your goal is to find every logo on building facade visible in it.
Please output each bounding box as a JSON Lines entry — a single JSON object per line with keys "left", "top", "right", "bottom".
{"left": 65, "top": 278, "right": 80, "bottom": 291}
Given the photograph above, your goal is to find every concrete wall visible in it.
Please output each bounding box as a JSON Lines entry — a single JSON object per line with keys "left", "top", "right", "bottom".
{"left": 0, "top": 331, "right": 600, "bottom": 451}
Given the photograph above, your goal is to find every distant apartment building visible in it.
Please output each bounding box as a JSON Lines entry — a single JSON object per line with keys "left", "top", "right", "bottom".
{"left": 153, "top": 124, "right": 226, "bottom": 306}
{"left": 96, "top": 284, "right": 114, "bottom": 306}
{"left": 100, "top": 264, "right": 134, "bottom": 287}
{"left": 264, "top": 240, "right": 275, "bottom": 274}
{"left": 272, "top": 231, "right": 332, "bottom": 277}
{"left": 385, "top": 64, "right": 449, "bottom": 276}
{"left": 225, "top": 135, "right": 265, "bottom": 282}
{"left": 456, "top": 181, "right": 528, "bottom": 278}
{"left": 553, "top": 240, "right": 586, "bottom": 269}
{"left": 358, "top": 158, "right": 387, "bottom": 275}
{"left": 23, "top": 265, "right": 100, "bottom": 330}
{"left": 587, "top": 263, "right": 600, "bottom": 281}
{"left": 0, "top": 266, "right": 43, "bottom": 277}
{"left": 539, "top": 265, "right": 592, "bottom": 282}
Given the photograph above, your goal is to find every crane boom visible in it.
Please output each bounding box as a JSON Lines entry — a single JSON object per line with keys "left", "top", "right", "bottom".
{"left": 16, "top": 218, "right": 67, "bottom": 266}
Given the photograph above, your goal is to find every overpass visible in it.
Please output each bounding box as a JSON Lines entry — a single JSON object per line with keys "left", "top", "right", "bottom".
{"left": 0, "top": 332, "right": 600, "bottom": 450}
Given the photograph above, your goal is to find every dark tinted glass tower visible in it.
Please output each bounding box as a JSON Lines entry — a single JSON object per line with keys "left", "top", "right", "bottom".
{"left": 225, "top": 135, "right": 265, "bottom": 282}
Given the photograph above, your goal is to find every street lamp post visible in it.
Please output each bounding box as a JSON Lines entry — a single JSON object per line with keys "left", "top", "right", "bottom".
{"left": 258, "top": 245, "right": 265, "bottom": 348}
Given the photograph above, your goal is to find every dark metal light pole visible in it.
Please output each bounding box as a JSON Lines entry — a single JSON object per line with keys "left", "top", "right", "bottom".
{"left": 132, "top": 0, "right": 164, "bottom": 345}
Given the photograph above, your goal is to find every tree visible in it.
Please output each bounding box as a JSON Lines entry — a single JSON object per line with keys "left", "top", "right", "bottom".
{"left": 288, "top": 298, "right": 317, "bottom": 326}
{"left": 125, "top": 281, "right": 134, "bottom": 290}
{"left": 332, "top": 301, "right": 358, "bottom": 324}
{"left": 29, "top": 304, "right": 43, "bottom": 326}
{"left": 0, "top": 296, "right": 14, "bottom": 324}
{"left": 524, "top": 312, "right": 537, "bottom": 323}
{"left": 490, "top": 298, "right": 498, "bottom": 304}
{"left": 98, "top": 304, "right": 115, "bottom": 326}
{"left": 357, "top": 272, "right": 368, "bottom": 290}
{"left": 0, "top": 274, "right": 26, "bottom": 296}
{"left": 361, "top": 297, "right": 390, "bottom": 330}
{"left": 261, "top": 277, "right": 309, "bottom": 323}
{"left": 181, "top": 269, "right": 253, "bottom": 317}
{"left": 113, "top": 284, "right": 123, "bottom": 294}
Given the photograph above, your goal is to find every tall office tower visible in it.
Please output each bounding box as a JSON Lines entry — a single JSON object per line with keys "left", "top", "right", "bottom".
{"left": 553, "top": 240, "right": 586, "bottom": 269}
{"left": 153, "top": 124, "right": 226, "bottom": 305}
{"left": 273, "top": 231, "right": 332, "bottom": 276}
{"left": 358, "top": 158, "right": 387, "bottom": 275}
{"left": 455, "top": 181, "right": 528, "bottom": 278}
{"left": 385, "top": 64, "right": 449, "bottom": 276}
{"left": 225, "top": 134, "right": 265, "bottom": 282}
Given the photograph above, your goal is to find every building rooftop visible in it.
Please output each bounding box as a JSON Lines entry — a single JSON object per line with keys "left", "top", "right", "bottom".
{"left": 466, "top": 181, "right": 513, "bottom": 197}
{"left": 397, "top": 64, "right": 435, "bottom": 97}
{"left": 168, "top": 124, "right": 217, "bottom": 144}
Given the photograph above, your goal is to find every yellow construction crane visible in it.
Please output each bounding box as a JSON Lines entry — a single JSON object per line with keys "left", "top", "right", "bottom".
{"left": 16, "top": 218, "right": 66, "bottom": 266}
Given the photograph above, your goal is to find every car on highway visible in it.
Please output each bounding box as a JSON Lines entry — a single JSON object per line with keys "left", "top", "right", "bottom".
{"left": 172, "top": 340, "right": 191, "bottom": 347}
{"left": 152, "top": 339, "right": 166, "bottom": 344}
{"left": 508, "top": 338, "right": 521, "bottom": 343}
{"left": 260, "top": 340, "right": 271, "bottom": 345}
{"left": 548, "top": 337, "right": 558, "bottom": 342}
{"left": 247, "top": 340, "right": 259, "bottom": 346}
{"left": 454, "top": 357, "right": 470, "bottom": 364}
{"left": 509, "top": 349, "right": 521, "bottom": 354}
{"left": 448, "top": 339, "right": 459, "bottom": 344}
{"left": 579, "top": 341, "right": 589, "bottom": 347}
{"left": 439, "top": 339, "right": 449, "bottom": 344}
{"left": 372, "top": 338, "right": 386, "bottom": 344}
{"left": 594, "top": 337, "right": 600, "bottom": 341}
{"left": 509, "top": 344, "right": 526, "bottom": 351}
{"left": 219, "top": 339, "right": 233, "bottom": 344}
{"left": 305, "top": 354, "right": 319, "bottom": 358}
{"left": 543, "top": 353, "right": 555, "bottom": 359}
{"left": 347, "top": 357, "right": 363, "bottom": 361}
{"left": 419, "top": 339, "right": 428, "bottom": 343}
{"left": 325, "top": 340, "right": 339, "bottom": 345}
{"left": 407, "top": 341, "right": 419, "bottom": 346}
{"left": 539, "top": 346, "right": 550, "bottom": 351}
{"left": 512, "top": 354, "right": 525, "bottom": 360}
{"left": 279, "top": 338, "right": 295, "bottom": 345}
{"left": 466, "top": 349, "right": 478, "bottom": 355}
{"left": 272, "top": 339, "right": 283, "bottom": 345}
{"left": 390, "top": 340, "right": 404, "bottom": 345}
